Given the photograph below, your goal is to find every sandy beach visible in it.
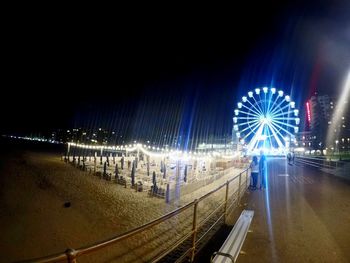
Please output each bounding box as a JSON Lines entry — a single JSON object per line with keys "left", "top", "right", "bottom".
{"left": 0, "top": 143, "right": 247, "bottom": 262}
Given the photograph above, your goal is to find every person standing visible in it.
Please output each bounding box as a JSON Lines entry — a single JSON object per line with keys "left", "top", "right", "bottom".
{"left": 287, "top": 152, "right": 291, "bottom": 164}
{"left": 250, "top": 156, "right": 259, "bottom": 190}
{"left": 259, "top": 150, "right": 267, "bottom": 189}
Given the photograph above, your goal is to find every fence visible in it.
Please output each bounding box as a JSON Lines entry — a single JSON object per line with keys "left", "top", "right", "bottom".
{"left": 295, "top": 155, "right": 346, "bottom": 169}
{"left": 20, "top": 167, "right": 250, "bottom": 263}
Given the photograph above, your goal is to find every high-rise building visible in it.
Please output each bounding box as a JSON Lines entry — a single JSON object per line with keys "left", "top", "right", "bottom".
{"left": 306, "top": 93, "right": 350, "bottom": 150}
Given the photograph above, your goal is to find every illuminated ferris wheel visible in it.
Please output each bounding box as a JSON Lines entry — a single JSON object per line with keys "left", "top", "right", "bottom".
{"left": 233, "top": 87, "right": 299, "bottom": 154}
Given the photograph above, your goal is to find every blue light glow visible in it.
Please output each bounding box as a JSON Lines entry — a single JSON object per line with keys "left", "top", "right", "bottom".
{"left": 233, "top": 87, "right": 298, "bottom": 154}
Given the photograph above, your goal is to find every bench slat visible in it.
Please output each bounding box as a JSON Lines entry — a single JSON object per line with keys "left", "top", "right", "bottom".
{"left": 212, "top": 210, "right": 254, "bottom": 263}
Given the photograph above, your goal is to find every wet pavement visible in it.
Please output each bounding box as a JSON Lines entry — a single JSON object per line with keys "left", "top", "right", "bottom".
{"left": 238, "top": 157, "right": 350, "bottom": 263}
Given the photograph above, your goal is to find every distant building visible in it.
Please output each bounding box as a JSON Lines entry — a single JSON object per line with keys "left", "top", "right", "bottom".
{"left": 305, "top": 93, "right": 350, "bottom": 150}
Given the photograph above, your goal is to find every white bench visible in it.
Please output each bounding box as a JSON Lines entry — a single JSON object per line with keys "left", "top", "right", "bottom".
{"left": 211, "top": 210, "right": 254, "bottom": 263}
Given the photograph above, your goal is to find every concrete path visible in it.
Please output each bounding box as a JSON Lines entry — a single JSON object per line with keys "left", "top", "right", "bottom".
{"left": 239, "top": 157, "right": 350, "bottom": 262}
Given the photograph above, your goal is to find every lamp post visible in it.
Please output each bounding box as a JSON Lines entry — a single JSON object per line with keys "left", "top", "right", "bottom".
{"left": 335, "top": 140, "right": 340, "bottom": 160}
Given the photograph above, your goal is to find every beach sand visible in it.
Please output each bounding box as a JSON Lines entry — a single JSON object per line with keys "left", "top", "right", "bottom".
{"left": 0, "top": 147, "right": 246, "bottom": 262}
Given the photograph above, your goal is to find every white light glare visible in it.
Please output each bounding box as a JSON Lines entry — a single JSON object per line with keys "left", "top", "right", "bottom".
{"left": 238, "top": 102, "right": 243, "bottom": 108}
{"left": 234, "top": 125, "right": 238, "bottom": 131}
{"left": 290, "top": 101, "right": 295, "bottom": 108}
{"left": 233, "top": 117, "right": 238, "bottom": 123}
{"left": 285, "top": 95, "right": 290, "bottom": 102}
{"left": 270, "top": 87, "right": 276, "bottom": 94}
{"left": 248, "top": 91, "right": 253, "bottom": 97}
{"left": 294, "top": 127, "right": 299, "bottom": 133}
{"left": 234, "top": 109, "right": 239, "bottom": 115}
{"left": 263, "top": 87, "right": 268, "bottom": 93}
{"left": 295, "top": 118, "right": 300, "bottom": 125}
{"left": 278, "top": 90, "right": 284, "bottom": 97}
{"left": 242, "top": 96, "right": 247, "bottom": 102}
{"left": 236, "top": 132, "right": 240, "bottom": 138}
{"left": 255, "top": 88, "right": 260, "bottom": 95}
{"left": 259, "top": 134, "right": 267, "bottom": 140}
{"left": 294, "top": 109, "right": 299, "bottom": 116}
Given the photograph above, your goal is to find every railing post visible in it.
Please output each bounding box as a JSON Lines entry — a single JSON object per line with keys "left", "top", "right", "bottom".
{"left": 190, "top": 199, "right": 198, "bottom": 262}
{"left": 238, "top": 173, "right": 242, "bottom": 200}
{"left": 246, "top": 169, "right": 249, "bottom": 189}
{"left": 65, "top": 248, "right": 77, "bottom": 263}
{"left": 224, "top": 180, "right": 229, "bottom": 223}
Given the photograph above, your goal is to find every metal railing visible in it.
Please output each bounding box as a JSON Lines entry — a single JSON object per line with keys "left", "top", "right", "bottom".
{"left": 295, "top": 155, "right": 346, "bottom": 169}
{"left": 20, "top": 167, "right": 250, "bottom": 263}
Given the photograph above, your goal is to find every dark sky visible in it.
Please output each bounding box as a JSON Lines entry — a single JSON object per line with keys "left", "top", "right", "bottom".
{"left": 2, "top": 1, "right": 350, "bottom": 143}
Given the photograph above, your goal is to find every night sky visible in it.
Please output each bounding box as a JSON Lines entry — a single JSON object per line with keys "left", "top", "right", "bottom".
{"left": 2, "top": 1, "right": 349, "bottom": 144}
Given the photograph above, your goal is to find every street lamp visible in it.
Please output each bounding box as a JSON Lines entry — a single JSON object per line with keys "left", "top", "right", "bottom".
{"left": 335, "top": 140, "right": 339, "bottom": 160}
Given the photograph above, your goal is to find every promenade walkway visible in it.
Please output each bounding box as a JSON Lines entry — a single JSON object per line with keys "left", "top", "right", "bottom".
{"left": 238, "top": 157, "right": 350, "bottom": 262}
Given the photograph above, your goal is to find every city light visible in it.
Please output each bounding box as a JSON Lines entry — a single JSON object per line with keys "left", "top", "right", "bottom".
{"left": 306, "top": 101, "right": 311, "bottom": 123}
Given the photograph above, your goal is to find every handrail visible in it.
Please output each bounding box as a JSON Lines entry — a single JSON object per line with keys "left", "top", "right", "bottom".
{"left": 77, "top": 200, "right": 195, "bottom": 256}
{"left": 19, "top": 166, "right": 250, "bottom": 263}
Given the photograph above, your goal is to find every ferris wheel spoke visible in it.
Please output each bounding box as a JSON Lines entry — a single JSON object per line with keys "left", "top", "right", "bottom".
{"left": 241, "top": 103, "right": 263, "bottom": 117}
{"left": 268, "top": 97, "right": 286, "bottom": 116}
{"left": 269, "top": 123, "right": 293, "bottom": 148}
{"left": 240, "top": 121, "right": 260, "bottom": 134}
{"left": 266, "top": 122, "right": 285, "bottom": 149}
{"left": 267, "top": 89, "right": 276, "bottom": 114}
{"left": 270, "top": 121, "right": 295, "bottom": 138}
{"left": 270, "top": 103, "right": 290, "bottom": 116}
{"left": 266, "top": 124, "right": 274, "bottom": 148}
{"left": 267, "top": 95, "right": 282, "bottom": 115}
{"left": 268, "top": 122, "right": 286, "bottom": 146}
{"left": 242, "top": 121, "right": 261, "bottom": 140}
{"left": 257, "top": 91, "right": 265, "bottom": 114}
{"left": 235, "top": 117, "right": 260, "bottom": 120}
{"left": 270, "top": 110, "right": 296, "bottom": 118}
{"left": 247, "top": 123, "right": 265, "bottom": 152}
{"left": 252, "top": 96, "right": 265, "bottom": 115}
{"left": 271, "top": 119, "right": 297, "bottom": 129}
{"left": 237, "top": 109, "right": 261, "bottom": 117}
{"left": 273, "top": 117, "right": 297, "bottom": 121}
{"left": 238, "top": 119, "right": 259, "bottom": 127}
{"left": 245, "top": 98, "right": 264, "bottom": 116}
